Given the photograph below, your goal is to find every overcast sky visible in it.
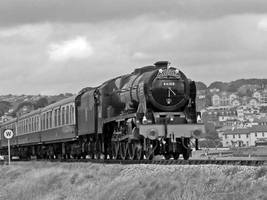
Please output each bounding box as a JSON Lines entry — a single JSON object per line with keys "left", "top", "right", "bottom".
{"left": 0, "top": 0, "right": 267, "bottom": 95}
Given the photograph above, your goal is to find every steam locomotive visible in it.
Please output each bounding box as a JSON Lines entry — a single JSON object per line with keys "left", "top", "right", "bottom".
{"left": 0, "top": 61, "right": 203, "bottom": 160}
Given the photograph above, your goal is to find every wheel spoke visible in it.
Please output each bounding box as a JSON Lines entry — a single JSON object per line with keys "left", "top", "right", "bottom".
{"left": 127, "top": 143, "right": 135, "bottom": 160}
{"left": 115, "top": 142, "right": 120, "bottom": 159}
{"left": 119, "top": 142, "right": 127, "bottom": 160}
{"left": 135, "top": 143, "right": 143, "bottom": 160}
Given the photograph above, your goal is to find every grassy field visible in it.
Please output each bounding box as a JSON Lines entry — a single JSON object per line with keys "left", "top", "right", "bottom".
{"left": 0, "top": 162, "right": 266, "bottom": 200}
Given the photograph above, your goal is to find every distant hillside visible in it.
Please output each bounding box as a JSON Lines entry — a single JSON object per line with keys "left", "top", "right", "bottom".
{"left": 208, "top": 81, "right": 229, "bottom": 91}
{"left": 195, "top": 81, "right": 207, "bottom": 90}
{"left": 0, "top": 93, "right": 74, "bottom": 117}
{"left": 208, "top": 79, "right": 267, "bottom": 92}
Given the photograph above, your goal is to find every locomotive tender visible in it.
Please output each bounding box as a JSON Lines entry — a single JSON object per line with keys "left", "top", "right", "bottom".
{"left": 0, "top": 61, "right": 203, "bottom": 160}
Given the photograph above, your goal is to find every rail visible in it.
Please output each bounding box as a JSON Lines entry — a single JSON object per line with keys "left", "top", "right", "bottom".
{"left": 57, "top": 158, "right": 266, "bottom": 166}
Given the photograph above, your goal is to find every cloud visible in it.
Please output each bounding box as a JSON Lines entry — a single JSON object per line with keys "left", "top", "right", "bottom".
{"left": 258, "top": 18, "right": 267, "bottom": 31}
{"left": 48, "top": 36, "right": 93, "bottom": 61}
{"left": 0, "top": 23, "right": 52, "bottom": 41}
{"left": 1, "top": 0, "right": 267, "bottom": 26}
{"left": 0, "top": 10, "right": 267, "bottom": 94}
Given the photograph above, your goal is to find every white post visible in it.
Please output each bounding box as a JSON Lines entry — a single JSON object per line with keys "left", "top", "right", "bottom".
{"left": 3, "top": 129, "right": 14, "bottom": 165}
{"left": 8, "top": 139, "right": 11, "bottom": 165}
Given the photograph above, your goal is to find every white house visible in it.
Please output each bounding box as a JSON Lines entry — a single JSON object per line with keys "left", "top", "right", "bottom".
{"left": 222, "top": 125, "right": 267, "bottom": 147}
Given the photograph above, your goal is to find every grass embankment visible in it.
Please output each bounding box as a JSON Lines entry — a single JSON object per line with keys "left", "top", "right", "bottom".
{"left": 0, "top": 162, "right": 266, "bottom": 200}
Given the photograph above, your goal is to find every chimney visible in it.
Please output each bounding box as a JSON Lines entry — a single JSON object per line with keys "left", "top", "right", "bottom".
{"left": 154, "top": 61, "right": 170, "bottom": 68}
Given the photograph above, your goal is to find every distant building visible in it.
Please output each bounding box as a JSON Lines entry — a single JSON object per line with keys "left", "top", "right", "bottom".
{"left": 202, "top": 106, "right": 237, "bottom": 128}
{"left": 209, "top": 88, "right": 220, "bottom": 93}
{"left": 248, "top": 97, "right": 259, "bottom": 107}
{"left": 253, "top": 116, "right": 267, "bottom": 126}
{"left": 253, "top": 89, "right": 267, "bottom": 105}
{"left": 210, "top": 89, "right": 267, "bottom": 107}
{"left": 222, "top": 125, "right": 267, "bottom": 147}
{"left": 253, "top": 91, "right": 261, "bottom": 100}
{"left": 212, "top": 94, "right": 220, "bottom": 107}
{"left": 211, "top": 92, "right": 235, "bottom": 107}
{"left": 231, "top": 98, "right": 241, "bottom": 107}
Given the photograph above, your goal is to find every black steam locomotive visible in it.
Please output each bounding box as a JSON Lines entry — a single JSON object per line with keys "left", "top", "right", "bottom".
{"left": 0, "top": 61, "right": 203, "bottom": 160}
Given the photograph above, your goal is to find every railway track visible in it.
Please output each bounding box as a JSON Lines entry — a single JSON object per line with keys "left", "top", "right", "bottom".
{"left": 55, "top": 158, "right": 266, "bottom": 166}
{"left": 4, "top": 155, "right": 266, "bottom": 166}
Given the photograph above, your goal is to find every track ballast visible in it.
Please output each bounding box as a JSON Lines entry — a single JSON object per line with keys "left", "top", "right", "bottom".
{"left": 54, "top": 158, "right": 266, "bottom": 166}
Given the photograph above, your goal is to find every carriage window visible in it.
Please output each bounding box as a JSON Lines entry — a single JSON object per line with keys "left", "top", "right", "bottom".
{"left": 45, "top": 113, "right": 48, "bottom": 129}
{"left": 42, "top": 114, "right": 44, "bottom": 130}
{"left": 57, "top": 108, "right": 61, "bottom": 126}
{"left": 46, "top": 112, "right": 49, "bottom": 129}
{"left": 49, "top": 111, "right": 52, "bottom": 128}
{"left": 24, "top": 120, "right": 25, "bottom": 133}
{"left": 62, "top": 107, "right": 65, "bottom": 125}
{"left": 25, "top": 119, "right": 27, "bottom": 133}
{"left": 31, "top": 118, "right": 33, "bottom": 132}
{"left": 29, "top": 118, "right": 32, "bottom": 132}
{"left": 26, "top": 119, "right": 30, "bottom": 133}
{"left": 70, "top": 105, "right": 74, "bottom": 124}
{"left": 34, "top": 117, "right": 36, "bottom": 131}
{"left": 34, "top": 117, "right": 36, "bottom": 132}
{"left": 44, "top": 114, "right": 46, "bottom": 130}
{"left": 48, "top": 112, "right": 50, "bottom": 129}
{"left": 20, "top": 121, "right": 22, "bottom": 133}
{"left": 49, "top": 112, "right": 51, "bottom": 128}
{"left": 37, "top": 116, "right": 39, "bottom": 131}
{"left": 40, "top": 115, "right": 43, "bottom": 130}
{"left": 55, "top": 109, "right": 58, "bottom": 127}
{"left": 32, "top": 117, "right": 34, "bottom": 132}
{"left": 35, "top": 116, "right": 38, "bottom": 131}
{"left": 48, "top": 112, "right": 51, "bottom": 129}
{"left": 43, "top": 114, "right": 45, "bottom": 130}
{"left": 66, "top": 106, "right": 69, "bottom": 124}
{"left": 28, "top": 119, "right": 30, "bottom": 133}
{"left": 31, "top": 117, "right": 33, "bottom": 132}
{"left": 32, "top": 118, "right": 34, "bottom": 132}
{"left": 18, "top": 122, "right": 20, "bottom": 132}
{"left": 44, "top": 113, "right": 46, "bottom": 130}
{"left": 32, "top": 117, "right": 35, "bottom": 132}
